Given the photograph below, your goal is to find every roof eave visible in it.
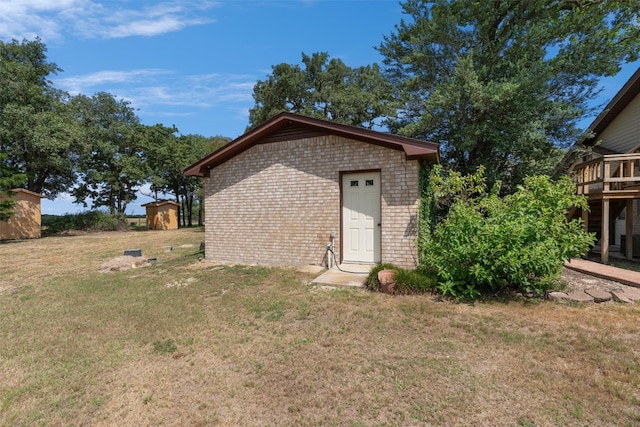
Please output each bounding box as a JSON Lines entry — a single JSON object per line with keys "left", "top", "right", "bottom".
{"left": 579, "top": 67, "right": 640, "bottom": 146}
{"left": 184, "top": 114, "right": 291, "bottom": 177}
{"left": 184, "top": 112, "right": 440, "bottom": 176}
{"left": 141, "top": 201, "right": 181, "bottom": 207}
{"left": 10, "top": 188, "right": 46, "bottom": 198}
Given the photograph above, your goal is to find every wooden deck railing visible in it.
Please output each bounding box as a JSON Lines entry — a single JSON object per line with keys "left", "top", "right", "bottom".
{"left": 574, "top": 153, "right": 640, "bottom": 195}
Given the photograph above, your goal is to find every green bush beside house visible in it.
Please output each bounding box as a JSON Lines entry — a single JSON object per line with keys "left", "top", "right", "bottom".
{"left": 417, "top": 166, "right": 595, "bottom": 300}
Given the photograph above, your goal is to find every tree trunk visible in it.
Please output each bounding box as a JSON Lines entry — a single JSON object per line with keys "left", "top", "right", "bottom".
{"left": 198, "top": 195, "right": 204, "bottom": 226}
{"left": 173, "top": 190, "right": 181, "bottom": 227}
{"left": 187, "top": 194, "right": 193, "bottom": 227}
{"left": 180, "top": 195, "right": 187, "bottom": 228}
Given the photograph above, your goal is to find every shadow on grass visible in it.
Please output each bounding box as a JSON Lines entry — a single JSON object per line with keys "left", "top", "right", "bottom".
{"left": 0, "top": 239, "right": 27, "bottom": 245}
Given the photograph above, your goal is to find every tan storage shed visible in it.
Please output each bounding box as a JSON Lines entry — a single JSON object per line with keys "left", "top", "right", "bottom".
{"left": 142, "top": 201, "right": 181, "bottom": 230}
{"left": 0, "top": 188, "right": 46, "bottom": 240}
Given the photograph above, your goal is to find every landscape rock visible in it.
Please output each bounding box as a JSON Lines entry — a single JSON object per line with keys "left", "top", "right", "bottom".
{"left": 619, "top": 286, "right": 640, "bottom": 301}
{"left": 610, "top": 290, "right": 633, "bottom": 303}
{"left": 585, "top": 288, "right": 612, "bottom": 303}
{"left": 548, "top": 292, "right": 570, "bottom": 302}
{"left": 561, "top": 267, "right": 640, "bottom": 305}
{"left": 566, "top": 290, "right": 594, "bottom": 303}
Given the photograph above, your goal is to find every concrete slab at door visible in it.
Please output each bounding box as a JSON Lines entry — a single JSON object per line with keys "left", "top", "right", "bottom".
{"left": 342, "top": 172, "right": 381, "bottom": 263}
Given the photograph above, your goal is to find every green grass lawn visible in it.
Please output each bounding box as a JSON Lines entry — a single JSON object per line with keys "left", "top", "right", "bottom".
{"left": 1, "top": 229, "right": 640, "bottom": 426}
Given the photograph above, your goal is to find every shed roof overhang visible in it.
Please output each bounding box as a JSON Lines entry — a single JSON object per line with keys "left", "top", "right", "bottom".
{"left": 141, "top": 201, "right": 181, "bottom": 208}
{"left": 10, "top": 188, "right": 46, "bottom": 198}
{"left": 184, "top": 112, "right": 440, "bottom": 177}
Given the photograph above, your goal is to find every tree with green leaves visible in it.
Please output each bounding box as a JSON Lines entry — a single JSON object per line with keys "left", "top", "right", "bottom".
{"left": 0, "top": 38, "right": 82, "bottom": 198}
{"left": 174, "top": 135, "right": 229, "bottom": 226}
{"left": 248, "top": 52, "right": 393, "bottom": 129}
{"left": 70, "top": 92, "right": 147, "bottom": 215}
{"left": 144, "top": 128, "right": 228, "bottom": 226}
{"left": 140, "top": 123, "right": 180, "bottom": 201}
{"left": 379, "top": 0, "right": 640, "bottom": 190}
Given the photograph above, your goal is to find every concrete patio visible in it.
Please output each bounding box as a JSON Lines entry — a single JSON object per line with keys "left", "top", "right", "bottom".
{"left": 311, "top": 264, "right": 371, "bottom": 288}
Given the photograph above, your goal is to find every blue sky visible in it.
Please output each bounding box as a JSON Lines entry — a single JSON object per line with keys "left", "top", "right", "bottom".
{"left": 1, "top": 0, "right": 638, "bottom": 215}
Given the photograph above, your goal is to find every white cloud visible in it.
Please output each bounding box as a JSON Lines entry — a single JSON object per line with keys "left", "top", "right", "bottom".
{"left": 0, "top": 0, "right": 218, "bottom": 41}
{"left": 131, "top": 73, "right": 256, "bottom": 109}
{"left": 55, "top": 69, "right": 171, "bottom": 94}
{"left": 0, "top": 0, "right": 82, "bottom": 14}
{"left": 73, "top": 2, "right": 216, "bottom": 39}
{"left": 0, "top": 0, "right": 77, "bottom": 40}
{"left": 107, "top": 17, "right": 195, "bottom": 38}
{"left": 53, "top": 68, "right": 256, "bottom": 114}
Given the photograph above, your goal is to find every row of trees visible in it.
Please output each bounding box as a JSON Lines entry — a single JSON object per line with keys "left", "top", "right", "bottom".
{"left": 3, "top": 1, "right": 640, "bottom": 225}
{"left": 0, "top": 38, "right": 229, "bottom": 224}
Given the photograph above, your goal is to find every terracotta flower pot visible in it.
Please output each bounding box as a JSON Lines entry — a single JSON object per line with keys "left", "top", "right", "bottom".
{"left": 378, "top": 269, "right": 397, "bottom": 294}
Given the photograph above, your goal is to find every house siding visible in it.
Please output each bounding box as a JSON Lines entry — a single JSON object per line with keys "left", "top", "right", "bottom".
{"left": 599, "top": 94, "right": 640, "bottom": 153}
{"left": 204, "top": 135, "right": 420, "bottom": 269}
{"left": 596, "top": 92, "right": 640, "bottom": 237}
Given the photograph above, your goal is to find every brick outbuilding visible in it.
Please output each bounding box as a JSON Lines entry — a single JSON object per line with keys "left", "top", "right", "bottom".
{"left": 185, "top": 113, "right": 439, "bottom": 269}
{"left": 0, "top": 188, "right": 46, "bottom": 240}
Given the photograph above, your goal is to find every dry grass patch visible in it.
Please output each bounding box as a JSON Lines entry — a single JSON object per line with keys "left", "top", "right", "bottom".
{"left": 1, "top": 229, "right": 640, "bottom": 426}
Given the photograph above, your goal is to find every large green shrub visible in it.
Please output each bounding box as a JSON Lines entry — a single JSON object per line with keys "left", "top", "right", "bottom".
{"left": 420, "top": 166, "right": 595, "bottom": 299}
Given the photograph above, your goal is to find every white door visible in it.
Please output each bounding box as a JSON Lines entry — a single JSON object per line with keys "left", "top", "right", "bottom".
{"left": 342, "top": 172, "right": 381, "bottom": 263}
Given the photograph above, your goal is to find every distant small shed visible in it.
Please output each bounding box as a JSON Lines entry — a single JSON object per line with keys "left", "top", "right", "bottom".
{"left": 142, "top": 201, "right": 181, "bottom": 230}
{"left": 0, "top": 188, "right": 46, "bottom": 240}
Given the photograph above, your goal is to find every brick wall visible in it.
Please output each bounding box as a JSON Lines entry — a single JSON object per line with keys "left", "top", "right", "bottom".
{"left": 204, "top": 135, "right": 421, "bottom": 269}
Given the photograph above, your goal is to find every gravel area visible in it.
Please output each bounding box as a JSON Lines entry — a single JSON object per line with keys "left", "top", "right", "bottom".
{"left": 561, "top": 266, "right": 636, "bottom": 293}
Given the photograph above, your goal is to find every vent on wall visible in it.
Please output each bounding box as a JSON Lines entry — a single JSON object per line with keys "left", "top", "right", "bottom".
{"left": 260, "top": 124, "right": 328, "bottom": 144}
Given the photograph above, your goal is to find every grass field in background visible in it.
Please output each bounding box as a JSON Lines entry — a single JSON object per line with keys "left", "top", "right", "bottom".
{"left": 1, "top": 228, "right": 639, "bottom": 426}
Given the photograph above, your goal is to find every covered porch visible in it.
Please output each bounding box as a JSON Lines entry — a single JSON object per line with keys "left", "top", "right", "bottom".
{"left": 573, "top": 153, "right": 640, "bottom": 263}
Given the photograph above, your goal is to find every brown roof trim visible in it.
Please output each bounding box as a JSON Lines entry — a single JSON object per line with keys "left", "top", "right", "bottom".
{"left": 10, "top": 188, "right": 46, "bottom": 198}
{"left": 184, "top": 112, "right": 440, "bottom": 177}
{"left": 580, "top": 67, "right": 640, "bottom": 145}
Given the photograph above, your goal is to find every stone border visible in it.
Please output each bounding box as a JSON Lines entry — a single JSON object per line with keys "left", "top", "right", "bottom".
{"left": 548, "top": 286, "right": 640, "bottom": 304}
